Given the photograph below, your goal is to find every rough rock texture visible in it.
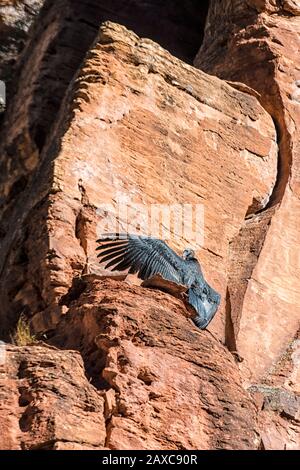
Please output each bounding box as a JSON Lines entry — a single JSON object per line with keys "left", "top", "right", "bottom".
{"left": 195, "top": 0, "right": 300, "bottom": 383}
{"left": 195, "top": 0, "right": 300, "bottom": 447}
{"left": 254, "top": 329, "right": 300, "bottom": 449}
{"left": 50, "top": 279, "right": 259, "bottom": 450}
{"left": 252, "top": 385, "right": 300, "bottom": 450}
{"left": 0, "top": 0, "right": 105, "bottom": 232}
{"left": 0, "top": 0, "right": 44, "bottom": 84}
{"left": 0, "top": 0, "right": 210, "bottom": 222}
{"left": 0, "top": 281, "right": 260, "bottom": 450}
{"left": 0, "top": 344, "right": 106, "bottom": 449}
{"left": 0, "top": 0, "right": 299, "bottom": 451}
{"left": 0, "top": 20, "right": 277, "bottom": 341}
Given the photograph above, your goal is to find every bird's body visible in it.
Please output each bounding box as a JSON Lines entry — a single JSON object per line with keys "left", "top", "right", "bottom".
{"left": 96, "top": 233, "right": 221, "bottom": 329}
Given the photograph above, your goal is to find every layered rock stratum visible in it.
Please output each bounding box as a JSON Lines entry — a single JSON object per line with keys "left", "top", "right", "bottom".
{"left": 0, "top": 0, "right": 299, "bottom": 450}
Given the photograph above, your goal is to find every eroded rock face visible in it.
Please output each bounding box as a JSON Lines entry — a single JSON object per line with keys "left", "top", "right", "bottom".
{"left": 0, "top": 0, "right": 299, "bottom": 451}
{"left": 0, "top": 0, "right": 107, "bottom": 239}
{"left": 195, "top": 0, "right": 300, "bottom": 383}
{"left": 0, "top": 344, "right": 106, "bottom": 450}
{"left": 255, "top": 330, "right": 300, "bottom": 449}
{"left": 50, "top": 279, "right": 259, "bottom": 450}
{"left": 194, "top": 0, "right": 300, "bottom": 448}
{"left": 0, "top": 281, "right": 260, "bottom": 450}
{"left": 0, "top": 21, "right": 277, "bottom": 342}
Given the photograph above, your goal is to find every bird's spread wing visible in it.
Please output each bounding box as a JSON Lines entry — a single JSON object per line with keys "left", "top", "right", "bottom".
{"left": 96, "top": 233, "right": 184, "bottom": 283}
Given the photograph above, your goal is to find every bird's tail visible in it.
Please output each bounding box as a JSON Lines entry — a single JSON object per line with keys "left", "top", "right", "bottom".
{"left": 188, "top": 287, "right": 219, "bottom": 330}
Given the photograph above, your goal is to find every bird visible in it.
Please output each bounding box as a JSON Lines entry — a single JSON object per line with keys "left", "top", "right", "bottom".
{"left": 96, "top": 233, "right": 221, "bottom": 329}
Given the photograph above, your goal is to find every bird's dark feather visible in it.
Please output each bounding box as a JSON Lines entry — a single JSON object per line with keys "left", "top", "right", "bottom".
{"left": 96, "top": 233, "right": 221, "bottom": 329}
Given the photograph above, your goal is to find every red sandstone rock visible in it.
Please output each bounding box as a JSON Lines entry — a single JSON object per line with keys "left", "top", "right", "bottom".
{"left": 0, "top": 20, "right": 277, "bottom": 344}
{"left": 50, "top": 279, "right": 260, "bottom": 450}
{"left": 0, "top": 281, "right": 260, "bottom": 450}
{"left": 0, "top": 344, "right": 106, "bottom": 450}
{"left": 259, "top": 411, "right": 300, "bottom": 450}
{"left": 250, "top": 382, "right": 300, "bottom": 449}
{"left": 0, "top": 0, "right": 299, "bottom": 451}
{"left": 195, "top": 1, "right": 300, "bottom": 447}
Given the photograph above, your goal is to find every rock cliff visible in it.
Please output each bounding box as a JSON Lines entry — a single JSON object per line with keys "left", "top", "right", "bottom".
{"left": 0, "top": 0, "right": 299, "bottom": 450}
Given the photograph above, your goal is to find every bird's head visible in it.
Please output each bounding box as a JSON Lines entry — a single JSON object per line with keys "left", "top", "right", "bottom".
{"left": 182, "top": 248, "right": 196, "bottom": 260}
